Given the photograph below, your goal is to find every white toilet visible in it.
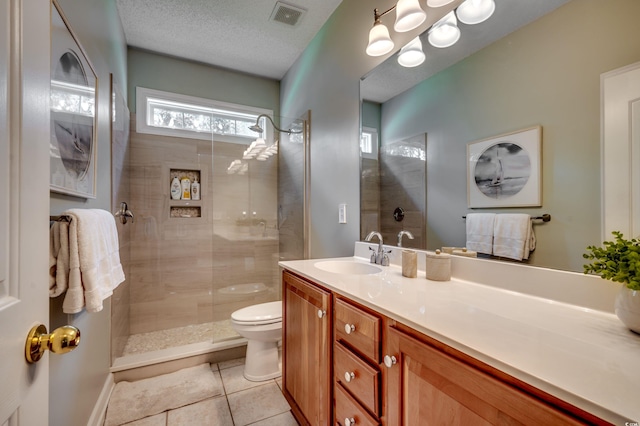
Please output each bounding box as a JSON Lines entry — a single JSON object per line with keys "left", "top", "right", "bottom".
{"left": 230, "top": 301, "right": 283, "bottom": 381}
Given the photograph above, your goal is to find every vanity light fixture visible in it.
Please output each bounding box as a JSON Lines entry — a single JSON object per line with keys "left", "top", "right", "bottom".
{"left": 425, "top": 0, "right": 456, "bottom": 7}
{"left": 456, "top": 0, "right": 496, "bottom": 25}
{"left": 398, "top": 37, "right": 425, "bottom": 67}
{"left": 428, "top": 11, "right": 460, "bottom": 48}
{"left": 365, "top": 0, "right": 427, "bottom": 57}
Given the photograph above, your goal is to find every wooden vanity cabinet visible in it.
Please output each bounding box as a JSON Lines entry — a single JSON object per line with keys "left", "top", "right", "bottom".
{"left": 333, "top": 297, "right": 384, "bottom": 426}
{"left": 281, "top": 269, "right": 608, "bottom": 426}
{"left": 383, "top": 323, "right": 605, "bottom": 426}
{"left": 282, "top": 270, "right": 333, "bottom": 426}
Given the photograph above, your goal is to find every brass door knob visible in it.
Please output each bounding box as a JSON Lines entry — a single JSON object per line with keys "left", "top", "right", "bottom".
{"left": 25, "top": 324, "right": 81, "bottom": 363}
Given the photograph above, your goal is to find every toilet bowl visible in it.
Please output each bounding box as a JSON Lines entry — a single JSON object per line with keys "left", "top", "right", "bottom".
{"left": 231, "top": 301, "right": 282, "bottom": 381}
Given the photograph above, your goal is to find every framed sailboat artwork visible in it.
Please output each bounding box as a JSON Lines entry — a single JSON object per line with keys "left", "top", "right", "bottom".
{"left": 467, "top": 126, "right": 542, "bottom": 208}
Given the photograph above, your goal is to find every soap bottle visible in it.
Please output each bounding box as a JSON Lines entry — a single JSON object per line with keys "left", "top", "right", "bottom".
{"left": 191, "top": 177, "right": 200, "bottom": 200}
{"left": 170, "top": 177, "right": 181, "bottom": 200}
{"left": 181, "top": 177, "right": 191, "bottom": 200}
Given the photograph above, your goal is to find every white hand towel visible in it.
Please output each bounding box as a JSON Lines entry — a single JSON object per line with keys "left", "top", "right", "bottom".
{"left": 63, "top": 209, "right": 125, "bottom": 314}
{"left": 493, "top": 214, "right": 536, "bottom": 261}
{"left": 465, "top": 213, "right": 496, "bottom": 255}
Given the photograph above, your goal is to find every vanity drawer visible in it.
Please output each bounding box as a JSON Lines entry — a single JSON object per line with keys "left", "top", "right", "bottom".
{"left": 335, "top": 383, "right": 380, "bottom": 426}
{"left": 335, "top": 298, "right": 381, "bottom": 363}
{"left": 334, "top": 343, "right": 380, "bottom": 416}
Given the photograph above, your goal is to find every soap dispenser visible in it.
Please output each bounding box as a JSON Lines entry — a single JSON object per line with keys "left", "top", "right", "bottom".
{"left": 191, "top": 177, "right": 200, "bottom": 200}
{"left": 170, "top": 177, "right": 181, "bottom": 200}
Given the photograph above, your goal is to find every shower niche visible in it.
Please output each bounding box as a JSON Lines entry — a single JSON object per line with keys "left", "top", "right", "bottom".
{"left": 166, "top": 164, "right": 206, "bottom": 219}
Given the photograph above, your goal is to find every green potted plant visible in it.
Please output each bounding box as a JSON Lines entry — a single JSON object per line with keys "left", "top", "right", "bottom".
{"left": 583, "top": 231, "right": 640, "bottom": 334}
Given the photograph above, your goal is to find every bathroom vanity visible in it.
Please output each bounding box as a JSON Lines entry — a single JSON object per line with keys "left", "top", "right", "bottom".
{"left": 280, "top": 243, "right": 640, "bottom": 425}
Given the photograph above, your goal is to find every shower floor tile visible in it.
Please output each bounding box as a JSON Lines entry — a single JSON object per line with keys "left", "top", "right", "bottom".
{"left": 122, "top": 320, "right": 239, "bottom": 356}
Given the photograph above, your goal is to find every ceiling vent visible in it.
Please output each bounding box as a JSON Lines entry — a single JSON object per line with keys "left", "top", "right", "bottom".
{"left": 269, "top": 2, "right": 306, "bottom": 27}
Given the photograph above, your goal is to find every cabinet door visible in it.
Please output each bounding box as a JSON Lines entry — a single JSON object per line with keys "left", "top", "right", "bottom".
{"left": 283, "top": 271, "right": 332, "bottom": 425}
{"left": 384, "top": 326, "right": 583, "bottom": 426}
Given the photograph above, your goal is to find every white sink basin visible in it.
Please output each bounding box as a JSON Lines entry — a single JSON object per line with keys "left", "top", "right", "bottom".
{"left": 314, "top": 260, "right": 382, "bottom": 275}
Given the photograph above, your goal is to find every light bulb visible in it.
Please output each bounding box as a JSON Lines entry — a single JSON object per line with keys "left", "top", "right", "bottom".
{"left": 398, "top": 37, "right": 425, "bottom": 68}
{"left": 394, "top": 0, "right": 427, "bottom": 33}
{"left": 428, "top": 11, "right": 460, "bottom": 48}
{"left": 366, "top": 23, "right": 394, "bottom": 56}
{"left": 456, "top": 0, "right": 495, "bottom": 25}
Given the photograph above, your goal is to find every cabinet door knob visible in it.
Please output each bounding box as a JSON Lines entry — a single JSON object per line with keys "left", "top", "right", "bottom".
{"left": 384, "top": 354, "right": 397, "bottom": 368}
{"left": 344, "top": 371, "right": 355, "bottom": 382}
{"left": 344, "top": 323, "right": 356, "bottom": 334}
{"left": 317, "top": 309, "right": 326, "bottom": 318}
{"left": 345, "top": 417, "right": 356, "bottom": 426}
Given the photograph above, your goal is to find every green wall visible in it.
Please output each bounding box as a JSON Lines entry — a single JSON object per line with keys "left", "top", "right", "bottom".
{"left": 127, "top": 49, "right": 280, "bottom": 117}
{"left": 381, "top": 0, "right": 640, "bottom": 271}
{"left": 48, "top": 0, "right": 127, "bottom": 425}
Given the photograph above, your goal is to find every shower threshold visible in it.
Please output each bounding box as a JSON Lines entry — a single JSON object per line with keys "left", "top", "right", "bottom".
{"left": 112, "top": 320, "right": 244, "bottom": 373}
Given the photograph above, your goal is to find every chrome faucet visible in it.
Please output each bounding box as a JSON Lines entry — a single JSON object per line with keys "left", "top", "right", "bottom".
{"left": 365, "top": 231, "right": 390, "bottom": 266}
{"left": 397, "top": 230, "right": 414, "bottom": 247}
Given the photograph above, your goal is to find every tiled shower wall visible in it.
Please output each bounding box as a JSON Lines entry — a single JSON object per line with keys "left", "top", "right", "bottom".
{"left": 122, "top": 117, "right": 279, "bottom": 337}
{"left": 379, "top": 134, "right": 426, "bottom": 249}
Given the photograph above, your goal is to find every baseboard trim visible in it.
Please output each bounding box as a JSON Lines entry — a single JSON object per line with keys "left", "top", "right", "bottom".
{"left": 87, "top": 373, "right": 115, "bottom": 426}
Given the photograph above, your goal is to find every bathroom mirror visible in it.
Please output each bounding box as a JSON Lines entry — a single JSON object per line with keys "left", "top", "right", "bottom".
{"left": 359, "top": 0, "right": 640, "bottom": 272}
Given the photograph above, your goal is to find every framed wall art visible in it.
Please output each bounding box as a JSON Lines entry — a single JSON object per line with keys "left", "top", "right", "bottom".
{"left": 50, "top": 0, "right": 98, "bottom": 198}
{"left": 467, "top": 126, "right": 542, "bottom": 208}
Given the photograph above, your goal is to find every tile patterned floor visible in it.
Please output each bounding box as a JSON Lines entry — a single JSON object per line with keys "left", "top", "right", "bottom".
{"left": 120, "top": 358, "right": 297, "bottom": 426}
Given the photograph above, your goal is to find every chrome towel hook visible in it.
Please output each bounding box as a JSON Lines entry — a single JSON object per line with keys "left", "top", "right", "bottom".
{"left": 114, "top": 201, "right": 134, "bottom": 225}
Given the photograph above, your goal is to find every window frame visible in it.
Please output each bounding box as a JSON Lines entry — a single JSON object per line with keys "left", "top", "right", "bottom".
{"left": 135, "top": 87, "right": 274, "bottom": 145}
{"left": 361, "top": 126, "right": 379, "bottom": 160}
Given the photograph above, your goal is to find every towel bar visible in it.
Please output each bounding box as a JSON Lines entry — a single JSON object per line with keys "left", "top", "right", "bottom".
{"left": 462, "top": 213, "right": 551, "bottom": 222}
{"left": 50, "top": 215, "right": 71, "bottom": 222}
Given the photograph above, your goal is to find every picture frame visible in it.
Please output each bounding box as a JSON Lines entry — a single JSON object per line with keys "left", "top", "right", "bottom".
{"left": 467, "top": 126, "right": 542, "bottom": 208}
{"left": 49, "top": 0, "right": 98, "bottom": 198}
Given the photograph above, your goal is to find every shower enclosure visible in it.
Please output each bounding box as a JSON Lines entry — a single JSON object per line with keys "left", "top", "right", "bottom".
{"left": 110, "top": 108, "right": 308, "bottom": 367}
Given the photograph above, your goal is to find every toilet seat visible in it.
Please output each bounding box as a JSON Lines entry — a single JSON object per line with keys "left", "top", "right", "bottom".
{"left": 231, "top": 301, "right": 282, "bottom": 325}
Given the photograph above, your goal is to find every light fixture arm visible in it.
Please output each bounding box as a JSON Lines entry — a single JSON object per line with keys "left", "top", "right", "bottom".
{"left": 373, "top": 6, "right": 396, "bottom": 24}
{"left": 251, "top": 114, "right": 303, "bottom": 135}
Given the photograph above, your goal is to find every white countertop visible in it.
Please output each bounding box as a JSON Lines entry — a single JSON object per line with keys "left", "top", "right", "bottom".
{"left": 279, "top": 252, "right": 640, "bottom": 424}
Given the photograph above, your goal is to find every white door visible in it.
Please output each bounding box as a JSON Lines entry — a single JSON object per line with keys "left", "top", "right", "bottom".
{"left": 602, "top": 61, "right": 640, "bottom": 240}
{"left": 0, "top": 0, "right": 52, "bottom": 424}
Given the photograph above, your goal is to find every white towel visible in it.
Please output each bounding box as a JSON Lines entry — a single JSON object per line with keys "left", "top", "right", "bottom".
{"left": 49, "top": 209, "right": 125, "bottom": 313}
{"left": 465, "top": 213, "right": 496, "bottom": 255}
{"left": 493, "top": 214, "right": 536, "bottom": 261}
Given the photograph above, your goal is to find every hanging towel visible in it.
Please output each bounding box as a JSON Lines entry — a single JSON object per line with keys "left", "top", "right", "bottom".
{"left": 49, "top": 220, "right": 70, "bottom": 297}
{"left": 493, "top": 214, "right": 536, "bottom": 261}
{"left": 49, "top": 209, "right": 125, "bottom": 313}
{"left": 465, "top": 213, "right": 496, "bottom": 255}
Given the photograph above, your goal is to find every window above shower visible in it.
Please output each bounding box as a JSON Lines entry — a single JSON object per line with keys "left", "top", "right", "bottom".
{"left": 135, "top": 87, "right": 274, "bottom": 144}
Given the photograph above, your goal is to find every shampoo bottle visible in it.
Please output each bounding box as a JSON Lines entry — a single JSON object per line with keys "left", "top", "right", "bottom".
{"left": 181, "top": 177, "right": 191, "bottom": 200}
{"left": 191, "top": 178, "right": 200, "bottom": 200}
{"left": 170, "top": 177, "right": 181, "bottom": 200}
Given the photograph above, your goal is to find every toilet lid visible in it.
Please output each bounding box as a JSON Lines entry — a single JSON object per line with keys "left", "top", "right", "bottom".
{"left": 232, "top": 301, "right": 282, "bottom": 324}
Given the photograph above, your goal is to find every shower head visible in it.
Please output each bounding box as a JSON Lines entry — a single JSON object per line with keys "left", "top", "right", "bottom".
{"left": 249, "top": 123, "right": 264, "bottom": 133}
{"left": 249, "top": 114, "right": 303, "bottom": 135}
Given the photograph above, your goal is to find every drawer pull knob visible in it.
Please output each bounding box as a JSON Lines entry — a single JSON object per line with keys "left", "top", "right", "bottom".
{"left": 344, "top": 371, "right": 355, "bottom": 382}
{"left": 344, "top": 323, "right": 356, "bottom": 334}
{"left": 317, "top": 309, "right": 326, "bottom": 318}
{"left": 384, "top": 354, "right": 397, "bottom": 368}
{"left": 345, "top": 417, "right": 356, "bottom": 426}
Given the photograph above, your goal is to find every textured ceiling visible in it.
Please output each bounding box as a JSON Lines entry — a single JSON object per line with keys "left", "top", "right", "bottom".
{"left": 116, "top": 0, "right": 344, "bottom": 80}
{"left": 117, "top": 0, "right": 571, "bottom": 99}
